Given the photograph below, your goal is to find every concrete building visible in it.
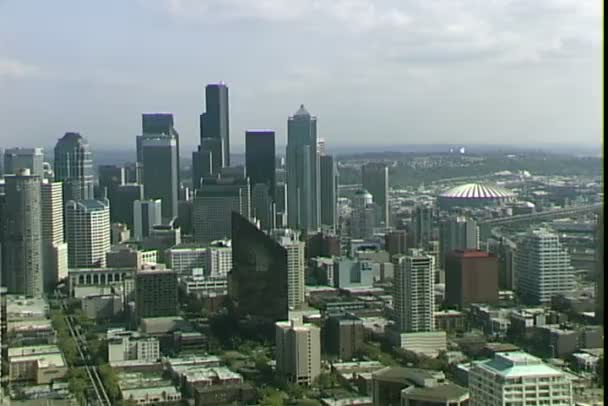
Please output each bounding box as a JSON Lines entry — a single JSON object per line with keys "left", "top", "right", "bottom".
{"left": 166, "top": 246, "right": 207, "bottom": 275}
{"left": 351, "top": 190, "right": 379, "bottom": 240}
{"left": 439, "top": 216, "right": 479, "bottom": 269}
{"left": 53, "top": 132, "right": 94, "bottom": 201}
{"left": 41, "top": 180, "right": 68, "bottom": 292}
{"left": 361, "top": 163, "right": 389, "bottom": 227}
{"left": 193, "top": 175, "right": 250, "bottom": 243}
{"left": 275, "top": 317, "right": 321, "bottom": 385}
{"left": 107, "top": 328, "right": 160, "bottom": 365}
{"left": 445, "top": 249, "right": 499, "bottom": 308}
{"left": 2, "top": 169, "right": 43, "bottom": 297}
{"left": 8, "top": 345, "right": 67, "bottom": 384}
{"left": 414, "top": 205, "right": 435, "bottom": 249}
{"left": 334, "top": 259, "right": 374, "bottom": 289}
{"left": 320, "top": 154, "right": 338, "bottom": 231}
{"left": 324, "top": 314, "right": 365, "bottom": 361}
{"left": 106, "top": 245, "right": 157, "bottom": 269}
{"left": 286, "top": 104, "right": 320, "bottom": 231}
{"left": 469, "top": 351, "right": 573, "bottom": 405}
{"left": 515, "top": 227, "right": 575, "bottom": 305}
{"left": 141, "top": 135, "right": 178, "bottom": 221}
{"left": 384, "top": 230, "right": 407, "bottom": 259}
{"left": 271, "top": 229, "right": 306, "bottom": 311}
{"left": 371, "top": 367, "right": 449, "bottom": 406}
{"left": 65, "top": 199, "right": 111, "bottom": 268}
{"left": 135, "top": 266, "right": 178, "bottom": 319}
{"left": 3, "top": 147, "right": 44, "bottom": 178}
{"left": 133, "top": 199, "right": 162, "bottom": 240}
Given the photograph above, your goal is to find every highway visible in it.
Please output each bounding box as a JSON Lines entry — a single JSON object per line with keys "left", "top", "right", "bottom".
{"left": 58, "top": 292, "right": 112, "bottom": 406}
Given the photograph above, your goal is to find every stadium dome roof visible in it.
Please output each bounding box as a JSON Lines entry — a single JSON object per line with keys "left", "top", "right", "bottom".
{"left": 440, "top": 183, "right": 514, "bottom": 199}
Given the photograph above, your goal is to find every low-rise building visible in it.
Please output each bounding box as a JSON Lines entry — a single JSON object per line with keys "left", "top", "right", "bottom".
{"left": 8, "top": 345, "right": 67, "bottom": 384}
{"left": 108, "top": 329, "right": 160, "bottom": 365}
{"left": 81, "top": 294, "right": 122, "bottom": 320}
{"left": 434, "top": 310, "right": 467, "bottom": 333}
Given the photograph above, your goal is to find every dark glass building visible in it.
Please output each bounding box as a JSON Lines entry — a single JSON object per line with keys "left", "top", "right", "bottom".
{"left": 245, "top": 130, "right": 276, "bottom": 200}
{"left": 113, "top": 183, "right": 144, "bottom": 228}
{"left": 53, "top": 132, "right": 94, "bottom": 202}
{"left": 142, "top": 136, "right": 178, "bottom": 221}
{"left": 135, "top": 268, "right": 178, "bottom": 319}
{"left": 361, "top": 162, "right": 389, "bottom": 227}
{"left": 324, "top": 314, "right": 365, "bottom": 361}
{"left": 445, "top": 249, "right": 499, "bottom": 308}
{"left": 229, "top": 212, "right": 288, "bottom": 322}
{"left": 319, "top": 154, "right": 337, "bottom": 229}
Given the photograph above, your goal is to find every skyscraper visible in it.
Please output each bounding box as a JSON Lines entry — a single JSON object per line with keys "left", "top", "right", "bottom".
{"left": 133, "top": 199, "right": 162, "bottom": 240}
{"left": 3, "top": 147, "right": 44, "bottom": 178}
{"left": 246, "top": 130, "right": 276, "bottom": 229}
{"left": 275, "top": 318, "right": 321, "bottom": 386}
{"left": 350, "top": 190, "right": 379, "bottom": 239}
{"left": 286, "top": 105, "right": 320, "bottom": 231}
{"left": 361, "top": 163, "right": 389, "bottom": 227}
{"left": 135, "top": 267, "right": 178, "bottom": 319}
{"left": 319, "top": 154, "right": 338, "bottom": 230}
{"left": 439, "top": 216, "right": 479, "bottom": 269}
{"left": 596, "top": 209, "right": 603, "bottom": 325}
{"left": 394, "top": 250, "right": 435, "bottom": 333}
{"left": 445, "top": 249, "right": 499, "bottom": 308}
{"left": 385, "top": 230, "right": 407, "bottom": 258}
{"left": 65, "top": 199, "right": 111, "bottom": 268}
{"left": 141, "top": 136, "right": 178, "bottom": 221}
{"left": 193, "top": 83, "right": 230, "bottom": 187}
{"left": 516, "top": 227, "right": 574, "bottom": 305}
{"left": 1, "top": 169, "right": 43, "bottom": 297}
{"left": 414, "top": 205, "right": 435, "bottom": 248}
{"left": 137, "top": 113, "right": 180, "bottom": 190}
{"left": 53, "top": 132, "right": 94, "bottom": 201}
{"left": 113, "top": 183, "right": 144, "bottom": 229}
{"left": 193, "top": 175, "right": 250, "bottom": 243}
{"left": 270, "top": 229, "right": 305, "bottom": 311}
{"left": 41, "top": 180, "right": 68, "bottom": 292}
{"left": 229, "top": 212, "right": 288, "bottom": 322}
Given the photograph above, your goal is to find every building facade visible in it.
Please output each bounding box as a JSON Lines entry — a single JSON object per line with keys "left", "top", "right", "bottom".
{"left": 275, "top": 318, "right": 321, "bottom": 385}
{"left": 361, "top": 163, "right": 389, "bottom": 227}
{"left": 65, "top": 199, "right": 111, "bottom": 268}
{"left": 53, "top": 132, "right": 94, "bottom": 201}
{"left": 134, "top": 199, "right": 162, "bottom": 240}
{"left": 142, "top": 136, "right": 178, "bottom": 221}
{"left": 41, "top": 180, "right": 68, "bottom": 292}
{"left": 445, "top": 249, "right": 499, "bottom": 308}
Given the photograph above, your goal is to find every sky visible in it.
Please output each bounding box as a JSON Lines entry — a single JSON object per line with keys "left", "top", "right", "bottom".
{"left": 0, "top": 0, "right": 602, "bottom": 153}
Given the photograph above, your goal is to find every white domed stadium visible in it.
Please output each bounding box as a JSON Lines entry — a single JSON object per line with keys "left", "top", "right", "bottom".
{"left": 438, "top": 183, "right": 514, "bottom": 210}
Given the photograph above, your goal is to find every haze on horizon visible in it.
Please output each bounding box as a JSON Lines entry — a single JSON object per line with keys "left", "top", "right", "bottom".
{"left": 0, "top": 0, "right": 602, "bottom": 150}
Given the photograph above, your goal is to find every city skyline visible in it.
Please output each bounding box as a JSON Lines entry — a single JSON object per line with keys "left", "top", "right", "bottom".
{"left": 0, "top": 1, "right": 602, "bottom": 148}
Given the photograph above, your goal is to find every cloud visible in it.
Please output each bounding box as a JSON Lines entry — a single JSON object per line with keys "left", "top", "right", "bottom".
{"left": 0, "top": 59, "right": 43, "bottom": 79}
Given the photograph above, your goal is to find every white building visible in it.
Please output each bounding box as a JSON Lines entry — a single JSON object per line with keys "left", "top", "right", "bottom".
{"left": 206, "top": 240, "right": 232, "bottom": 276}
{"left": 107, "top": 328, "right": 160, "bottom": 365}
{"left": 271, "top": 229, "right": 305, "bottom": 311}
{"left": 180, "top": 271, "right": 228, "bottom": 298}
{"left": 275, "top": 317, "right": 321, "bottom": 385}
{"left": 41, "top": 180, "right": 68, "bottom": 292}
{"left": 166, "top": 246, "right": 207, "bottom": 275}
{"left": 65, "top": 199, "right": 111, "bottom": 268}
{"left": 516, "top": 227, "right": 575, "bottom": 304}
{"left": 469, "top": 351, "right": 573, "bottom": 406}
{"left": 133, "top": 199, "right": 162, "bottom": 240}
{"left": 350, "top": 190, "right": 378, "bottom": 240}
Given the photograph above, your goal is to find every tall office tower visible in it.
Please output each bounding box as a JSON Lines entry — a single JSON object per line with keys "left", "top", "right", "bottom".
{"left": 193, "top": 175, "right": 250, "bottom": 243}
{"left": 141, "top": 136, "right": 178, "bottom": 221}
{"left": 439, "top": 216, "right": 479, "bottom": 269}
{"left": 394, "top": 249, "right": 435, "bottom": 333}
{"left": 361, "top": 162, "right": 389, "bottom": 227}
{"left": 41, "top": 181, "right": 68, "bottom": 292}
{"left": 133, "top": 199, "right": 162, "bottom": 240}
{"left": 3, "top": 148, "right": 44, "bottom": 177}
{"left": 1, "top": 170, "right": 43, "bottom": 297}
{"left": 230, "top": 212, "right": 289, "bottom": 322}
{"left": 324, "top": 314, "right": 365, "bottom": 361}
{"left": 445, "top": 249, "right": 498, "bottom": 308}
{"left": 245, "top": 130, "right": 276, "bottom": 229}
{"left": 275, "top": 318, "right": 321, "bottom": 386}
{"left": 137, "top": 113, "right": 180, "bottom": 190}
{"left": 65, "top": 199, "right": 111, "bottom": 268}
{"left": 275, "top": 182, "right": 288, "bottom": 227}
{"left": 385, "top": 230, "right": 407, "bottom": 258}
{"left": 596, "top": 209, "right": 603, "bottom": 325}
{"left": 414, "top": 205, "right": 435, "bottom": 248}
{"left": 487, "top": 237, "right": 517, "bottom": 290}
{"left": 270, "top": 229, "right": 305, "bottom": 311}
{"left": 113, "top": 183, "right": 144, "bottom": 229}
{"left": 193, "top": 83, "right": 230, "bottom": 187}
{"left": 319, "top": 155, "right": 338, "bottom": 230}
{"left": 469, "top": 351, "right": 573, "bottom": 406}
{"left": 350, "top": 190, "right": 379, "bottom": 239}
{"left": 515, "top": 227, "right": 574, "bottom": 305}
{"left": 53, "top": 132, "right": 94, "bottom": 201}
{"left": 286, "top": 105, "right": 320, "bottom": 231}
{"left": 97, "top": 164, "right": 124, "bottom": 197}
{"left": 135, "top": 267, "right": 178, "bottom": 319}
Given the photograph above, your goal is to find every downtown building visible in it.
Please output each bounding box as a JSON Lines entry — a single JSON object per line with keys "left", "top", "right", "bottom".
{"left": 41, "top": 180, "right": 68, "bottom": 292}
{"left": 141, "top": 135, "right": 179, "bottom": 222}
{"left": 361, "top": 162, "right": 389, "bottom": 228}
{"left": 3, "top": 147, "right": 44, "bottom": 178}
{"left": 65, "top": 199, "right": 111, "bottom": 268}
{"left": 133, "top": 199, "right": 162, "bottom": 240}
{"left": 319, "top": 154, "right": 338, "bottom": 231}
{"left": 53, "top": 132, "right": 94, "bottom": 202}
{"left": 439, "top": 215, "right": 479, "bottom": 269}
{"left": 275, "top": 317, "right": 321, "bottom": 386}
{"left": 444, "top": 249, "right": 499, "bottom": 308}
{"left": 246, "top": 129, "right": 276, "bottom": 230}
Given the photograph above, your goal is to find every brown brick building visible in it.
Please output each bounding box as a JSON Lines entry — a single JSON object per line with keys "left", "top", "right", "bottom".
{"left": 445, "top": 249, "right": 498, "bottom": 308}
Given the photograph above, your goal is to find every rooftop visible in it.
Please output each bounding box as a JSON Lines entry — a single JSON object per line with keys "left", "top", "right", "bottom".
{"left": 475, "top": 352, "right": 566, "bottom": 378}
{"left": 402, "top": 383, "right": 469, "bottom": 401}
{"left": 440, "top": 183, "right": 513, "bottom": 199}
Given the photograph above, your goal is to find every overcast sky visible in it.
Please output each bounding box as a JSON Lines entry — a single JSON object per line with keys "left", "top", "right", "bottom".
{"left": 0, "top": 0, "right": 602, "bottom": 152}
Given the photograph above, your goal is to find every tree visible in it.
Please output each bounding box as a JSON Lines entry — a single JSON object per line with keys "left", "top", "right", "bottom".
{"left": 98, "top": 364, "right": 121, "bottom": 401}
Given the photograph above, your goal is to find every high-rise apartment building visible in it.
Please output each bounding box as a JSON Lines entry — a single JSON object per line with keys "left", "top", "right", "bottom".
{"left": 445, "top": 249, "right": 498, "bottom": 308}
{"left": 41, "top": 181, "right": 68, "bottom": 292}
{"left": 414, "top": 205, "right": 435, "bottom": 248}
{"left": 3, "top": 148, "right": 44, "bottom": 178}
{"left": 275, "top": 318, "right": 321, "bottom": 386}
{"left": 270, "top": 229, "right": 305, "bottom": 311}
{"left": 65, "top": 199, "right": 111, "bottom": 268}
{"left": 320, "top": 154, "right": 338, "bottom": 230}
{"left": 141, "top": 136, "right": 178, "bottom": 221}
{"left": 133, "top": 199, "right": 162, "bottom": 240}
{"left": 394, "top": 250, "right": 435, "bottom": 333}
{"left": 286, "top": 105, "right": 320, "bottom": 231}
{"left": 361, "top": 163, "right": 389, "bottom": 227}
{"left": 53, "top": 132, "right": 94, "bottom": 201}
{"left": 2, "top": 169, "right": 43, "bottom": 297}
{"left": 469, "top": 351, "right": 573, "bottom": 406}
{"left": 229, "top": 213, "right": 288, "bottom": 322}
{"left": 439, "top": 216, "right": 479, "bottom": 269}
{"left": 516, "top": 227, "right": 574, "bottom": 305}
{"left": 135, "top": 266, "right": 178, "bottom": 319}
